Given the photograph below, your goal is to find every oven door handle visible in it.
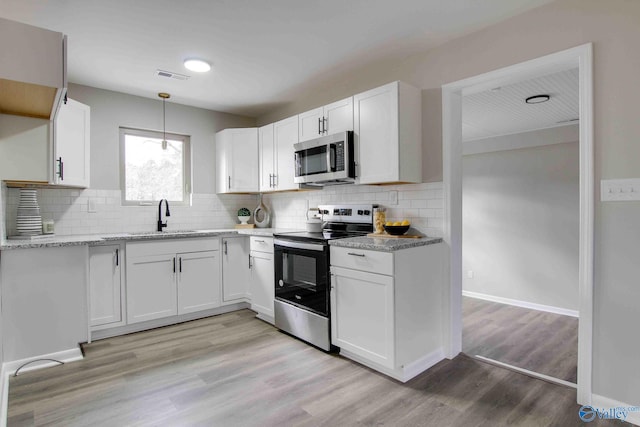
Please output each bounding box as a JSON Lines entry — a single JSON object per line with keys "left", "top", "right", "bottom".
{"left": 274, "top": 239, "right": 325, "bottom": 252}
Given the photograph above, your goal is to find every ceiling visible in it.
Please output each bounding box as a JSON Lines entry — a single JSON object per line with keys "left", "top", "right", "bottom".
{"left": 1, "top": 0, "right": 554, "bottom": 118}
{"left": 462, "top": 68, "right": 579, "bottom": 141}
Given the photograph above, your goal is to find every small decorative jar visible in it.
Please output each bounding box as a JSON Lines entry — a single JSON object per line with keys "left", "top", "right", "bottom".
{"left": 237, "top": 207, "right": 251, "bottom": 224}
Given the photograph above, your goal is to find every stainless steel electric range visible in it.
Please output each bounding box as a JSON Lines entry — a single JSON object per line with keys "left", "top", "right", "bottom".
{"left": 273, "top": 204, "right": 375, "bottom": 351}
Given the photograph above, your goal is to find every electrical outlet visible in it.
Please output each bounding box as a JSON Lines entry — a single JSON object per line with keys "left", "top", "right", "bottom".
{"left": 389, "top": 190, "right": 398, "bottom": 205}
{"left": 88, "top": 198, "right": 97, "bottom": 213}
{"left": 601, "top": 178, "right": 640, "bottom": 201}
{"left": 467, "top": 270, "right": 474, "bottom": 279}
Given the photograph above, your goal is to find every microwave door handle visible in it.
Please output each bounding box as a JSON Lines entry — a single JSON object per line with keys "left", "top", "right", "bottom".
{"left": 328, "top": 144, "right": 336, "bottom": 171}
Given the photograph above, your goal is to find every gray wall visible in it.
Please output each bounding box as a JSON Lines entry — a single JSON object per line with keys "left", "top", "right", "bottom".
{"left": 68, "top": 83, "right": 256, "bottom": 193}
{"left": 257, "top": 0, "right": 640, "bottom": 405}
{"left": 462, "top": 139, "right": 579, "bottom": 311}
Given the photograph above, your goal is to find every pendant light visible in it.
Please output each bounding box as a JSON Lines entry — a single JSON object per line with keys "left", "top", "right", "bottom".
{"left": 158, "top": 92, "right": 170, "bottom": 149}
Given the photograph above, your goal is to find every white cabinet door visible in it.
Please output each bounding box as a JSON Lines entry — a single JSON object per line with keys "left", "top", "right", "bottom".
{"left": 228, "top": 128, "right": 259, "bottom": 192}
{"left": 215, "top": 128, "right": 259, "bottom": 193}
{"left": 250, "top": 250, "right": 275, "bottom": 322}
{"left": 273, "top": 115, "right": 298, "bottom": 191}
{"left": 354, "top": 83, "right": 399, "bottom": 184}
{"left": 298, "top": 107, "right": 323, "bottom": 142}
{"left": 258, "top": 123, "right": 275, "bottom": 192}
{"left": 324, "top": 96, "right": 353, "bottom": 135}
{"left": 331, "top": 266, "right": 395, "bottom": 369}
{"left": 222, "top": 238, "right": 250, "bottom": 302}
{"left": 126, "top": 253, "right": 177, "bottom": 324}
{"left": 53, "top": 98, "right": 90, "bottom": 187}
{"left": 354, "top": 81, "right": 421, "bottom": 185}
{"left": 177, "top": 251, "right": 221, "bottom": 315}
{"left": 89, "top": 244, "right": 123, "bottom": 328}
{"left": 298, "top": 98, "right": 353, "bottom": 142}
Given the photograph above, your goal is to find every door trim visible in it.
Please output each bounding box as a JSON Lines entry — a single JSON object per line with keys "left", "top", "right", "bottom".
{"left": 441, "top": 43, "right": 594, "bottom": 405}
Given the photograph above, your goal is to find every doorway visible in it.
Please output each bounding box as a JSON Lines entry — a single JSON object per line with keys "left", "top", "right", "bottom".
{"left": 441, "top": 44, "right": 594, "bottom": 405}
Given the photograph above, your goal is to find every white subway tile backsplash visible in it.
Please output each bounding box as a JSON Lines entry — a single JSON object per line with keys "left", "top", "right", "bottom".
{"left": 263, "top": 182, "right": 444, "bottom": 237}
{"left": 2, "top": 183, "right": 444, "bottom": 238}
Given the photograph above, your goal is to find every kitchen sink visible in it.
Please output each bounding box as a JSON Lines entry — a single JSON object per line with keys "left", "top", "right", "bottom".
{"left": 127, "top": 230, "right": 200, "bottom": 236}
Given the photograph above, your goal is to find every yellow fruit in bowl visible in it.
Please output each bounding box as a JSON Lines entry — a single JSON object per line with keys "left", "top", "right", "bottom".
{"left": 385, "top": 221, "right": 393, "bottom": 226}
{"left": 392, "top": 221, "right": 402, "bottom": 226}
{"left": 401, "top": 220, "right": 410, "bottom": 226}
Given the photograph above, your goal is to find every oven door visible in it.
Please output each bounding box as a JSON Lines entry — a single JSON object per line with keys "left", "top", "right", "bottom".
{"left": 274, "top": 238, "right": 329, "bottom": 317}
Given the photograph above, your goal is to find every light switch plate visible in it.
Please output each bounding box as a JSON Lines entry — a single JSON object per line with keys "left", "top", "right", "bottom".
{"left": 601, "top": 178, "right": 640, "bottom": 201}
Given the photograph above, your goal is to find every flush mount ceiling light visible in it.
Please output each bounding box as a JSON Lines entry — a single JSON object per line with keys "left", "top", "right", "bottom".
{"left": 525, "top": 94, "right": 551, "bottom": 104}
{"left": 183, "top": 58, "right": 211, "bottom": 73}
{"left": 158, "top": 92, "right": 170, "bottom": 150}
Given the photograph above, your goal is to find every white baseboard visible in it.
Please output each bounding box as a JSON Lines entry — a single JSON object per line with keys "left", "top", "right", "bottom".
{"left": 3, "top": 347, "right": 84, "bottom": 376}
{"left": 1, "top": 347, "right": 83, "bottom": 426}
{"left": 0, "top": 363, "right": 9, "bottom": 427}
{"left": 462, "top": 290, "right": 579, "bottom": 318}
{"left": 339, "top": 348, "right": 445, "bottom": 383}
{"left": 591, "top": 394, "right": 640, "bottom": 426}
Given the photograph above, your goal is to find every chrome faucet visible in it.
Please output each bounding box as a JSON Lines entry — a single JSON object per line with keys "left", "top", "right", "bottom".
{"left": 157, "top": 199, "right": 171, "bottom": 231}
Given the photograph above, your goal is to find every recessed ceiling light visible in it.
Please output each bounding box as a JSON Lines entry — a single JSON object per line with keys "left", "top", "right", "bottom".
{"left": 184, "top": 59, "right": 211, "bottom": 73}
{"left": 525, "top": 94, "right": 550, "bottom": 104}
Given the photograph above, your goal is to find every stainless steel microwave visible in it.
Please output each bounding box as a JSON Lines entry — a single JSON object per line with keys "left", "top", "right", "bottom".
{"left": 294, "top": 131, "right": 355, "bottom": 186}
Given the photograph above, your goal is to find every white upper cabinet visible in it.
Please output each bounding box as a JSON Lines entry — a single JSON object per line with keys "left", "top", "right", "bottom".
{"left": 354, "top": 81, "right": 422, "bottom": 185}
{"left": 0, "top": 17, "right": 67, "bottom": 120}
{"left": 53, "top": 98, "right": 90, "bottom": 187}
{"left": 215, "top": 128, "right": 259, "bottom": 193}
{"left": 260, "top": 117, "right": 298, "bottom": 192}
{"left": 273, "top": 116, "right": 298, "bottom": 191}
{"left": 298, "top": 96, "right": 353, "bottom": 142}
{"left": 258, "top": 123, "right": 275, "bottom": 192}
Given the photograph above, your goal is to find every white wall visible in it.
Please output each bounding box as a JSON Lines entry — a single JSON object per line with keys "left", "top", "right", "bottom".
{"left": 67, "top": 83, "right": 255, "bottom": 193}
{"left": 258, "top": 0, "right": 640, "bottom": 405}
{"left": 462, "top": 137, "right": 579, "bottom": 311}
{"left": 1, "top": 84, "right": 260, "bottom": 235}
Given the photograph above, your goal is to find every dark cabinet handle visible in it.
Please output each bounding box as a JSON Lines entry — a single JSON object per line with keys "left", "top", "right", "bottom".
{"left": 347, "top": 252, "right": 366, "bottom": 257}
{"left": 224, "top": 240, "right": 228, "bottom": 255}
{"left": 179, "top": 257, "right": 182, "bottom": 273}
{"left": 248, "top": 255, "right": 252, "bottom": 269}
{"left": 228, "top": 176, "right": 231, "bottom": 190}
{"left": 318, "top": 117, "right": 321, "bottom": 135}
{"left": 57, "top": 157, "right": 64, "bottom": 181}
{"left": 173, "top": 257, "right": 176, "bottom": 273}
{"left": 115, "top": 249, "right": 119, "bottom": 266}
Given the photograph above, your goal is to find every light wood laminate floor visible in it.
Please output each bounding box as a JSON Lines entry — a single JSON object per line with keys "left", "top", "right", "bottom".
{"left": 463, "top": 296, "right": 578, "bottom": 383}
{"left": 8, "top": 309, "right": 609, "bottom": 426}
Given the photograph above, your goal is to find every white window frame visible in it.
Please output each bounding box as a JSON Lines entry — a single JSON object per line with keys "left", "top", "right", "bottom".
{"left": 119, "top": 127, "right": 192, "bottom": 206}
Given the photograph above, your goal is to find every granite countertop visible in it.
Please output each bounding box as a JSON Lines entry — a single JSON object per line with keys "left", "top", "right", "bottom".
{"left": 0, "top": 228, "right": 297, "bottom": 250}
{"left": 329, "top": 235, "right": 443, "bottom": 252}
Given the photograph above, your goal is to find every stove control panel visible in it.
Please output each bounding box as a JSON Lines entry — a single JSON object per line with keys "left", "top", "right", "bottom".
{"left": 318, "top": 204, "right": 376, "bottom": 224}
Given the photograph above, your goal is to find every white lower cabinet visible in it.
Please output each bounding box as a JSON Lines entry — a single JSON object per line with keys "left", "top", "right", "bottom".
{"left": 221, "top": 237, "right": 250, "bottom": 303}
{"left": 330, "top": 267, "right": 395, "bottom": 368}
{"left": 126, "top": 238, "right": 221, "bottom": 325}
{"left": 249, "top": 236, "right": 275, "bottom": 323}
{"left": 89, "top": 244, "right": 124, "bottom": 329}
{"left": 330, "top": 243, "right": 444, "bottom": 382}
{"left": 177, "top": 251, "right": 221, "bottom": 315}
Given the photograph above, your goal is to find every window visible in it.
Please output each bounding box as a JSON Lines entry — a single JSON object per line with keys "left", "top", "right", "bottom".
{"left": 120, "top": 127, "right": 191, "bottom": 205}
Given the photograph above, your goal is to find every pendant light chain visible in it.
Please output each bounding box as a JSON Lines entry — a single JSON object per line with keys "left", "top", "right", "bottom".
{"left": 158, "top": 92, "right": 170, "bottom": 150}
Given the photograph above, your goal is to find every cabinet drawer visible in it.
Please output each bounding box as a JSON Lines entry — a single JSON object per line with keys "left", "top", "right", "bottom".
{"left": 126, "top": 238, "right": 219, "bottom": 257}
{"left": 330, "top": 246, "right": 393, "bottom": 276}
{"left": 250, "top": 236, "right": 274, "bottom": 253}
